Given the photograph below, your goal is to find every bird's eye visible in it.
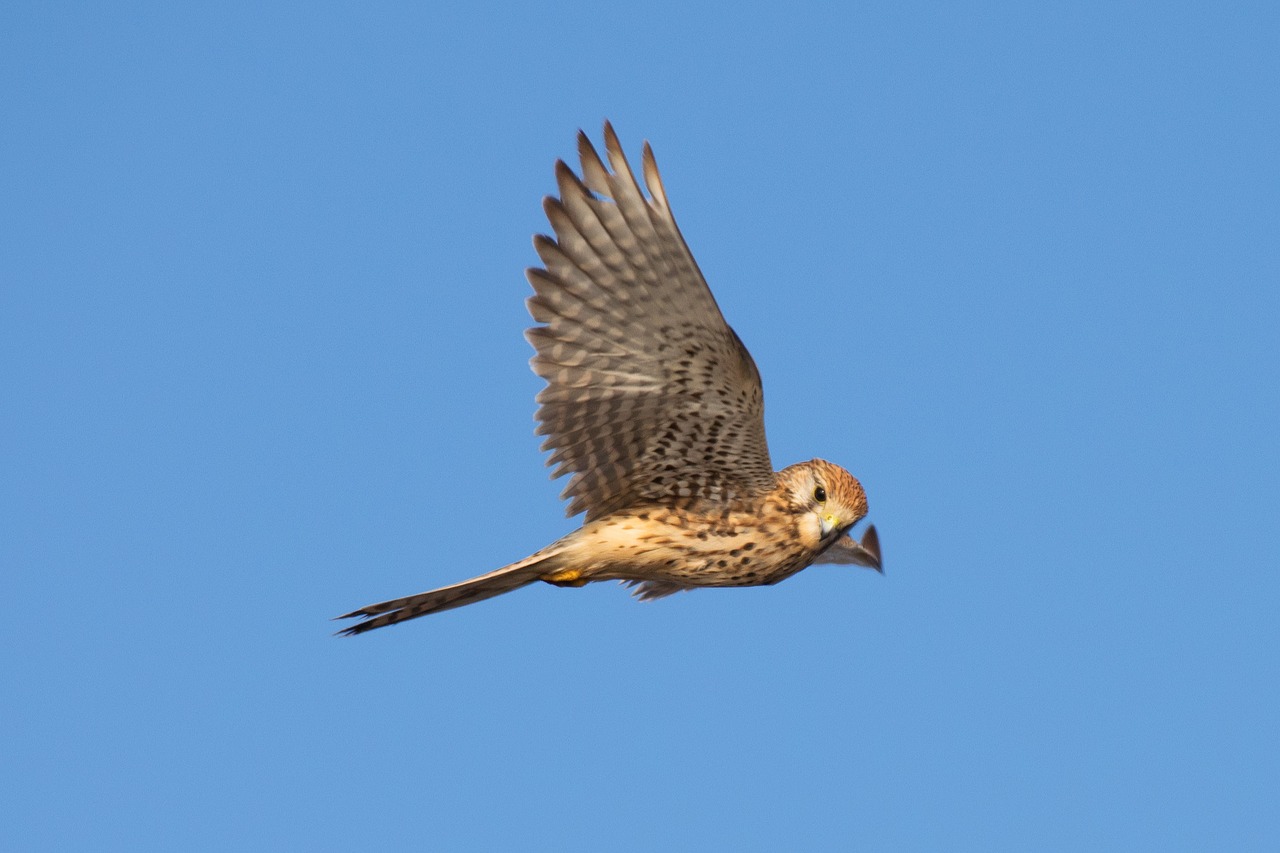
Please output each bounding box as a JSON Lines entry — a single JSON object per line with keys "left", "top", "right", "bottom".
{"left": 814, "top": 486, "right": 827, "bottom": 503}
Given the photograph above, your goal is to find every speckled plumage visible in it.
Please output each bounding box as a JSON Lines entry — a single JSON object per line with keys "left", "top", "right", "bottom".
{"left": 337, "top": 123, "right": 880, "bottom": 636}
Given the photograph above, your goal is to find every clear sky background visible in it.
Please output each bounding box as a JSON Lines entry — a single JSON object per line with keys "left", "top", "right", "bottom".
{"left": 3, "top": 2, "right": 1277, "bottom": 850}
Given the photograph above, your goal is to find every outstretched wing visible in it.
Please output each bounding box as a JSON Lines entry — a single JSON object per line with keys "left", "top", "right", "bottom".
{"left": 526, "top": 122, "right": 775, "bottom": 521}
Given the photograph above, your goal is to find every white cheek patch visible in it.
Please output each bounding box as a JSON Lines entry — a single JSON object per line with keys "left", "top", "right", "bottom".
{"left": 796, "top": 513, "right": 823, "bottom": 550}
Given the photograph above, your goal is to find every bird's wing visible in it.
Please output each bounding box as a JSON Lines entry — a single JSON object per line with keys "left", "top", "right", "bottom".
{"left": 621, "top": 579, "right": 693, "bottom": 602}
{"left": 814, "top": 525, "right": 883, "bottom": 571}
{"left": 527, "top": 122, "right": 775, "bottom": 521}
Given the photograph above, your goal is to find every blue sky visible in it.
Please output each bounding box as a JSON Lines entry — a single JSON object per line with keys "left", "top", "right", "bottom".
{"left": 3, "top": 1, "right": 1277, "bottom": 849}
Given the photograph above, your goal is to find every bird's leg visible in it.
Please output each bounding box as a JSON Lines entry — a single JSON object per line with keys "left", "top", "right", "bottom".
{"left": 542, "top": 567, "right": 589, "bottom": 587}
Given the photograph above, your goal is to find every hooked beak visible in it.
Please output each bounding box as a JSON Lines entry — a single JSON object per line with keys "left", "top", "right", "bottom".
{"left": 814, "top": 524, "right": 883, "bottom": 573}
{"left": 820, "top": 513, "right": 838, "bottom": 537}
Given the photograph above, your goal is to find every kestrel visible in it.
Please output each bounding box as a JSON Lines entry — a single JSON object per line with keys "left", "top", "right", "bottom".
{"left": 337, "top": 123, "right": 880, "bottom": 636}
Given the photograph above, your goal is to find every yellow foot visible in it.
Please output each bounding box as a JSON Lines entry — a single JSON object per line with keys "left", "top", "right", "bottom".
{"left": 542, "top": 568, "right": 588, "bottom": 588}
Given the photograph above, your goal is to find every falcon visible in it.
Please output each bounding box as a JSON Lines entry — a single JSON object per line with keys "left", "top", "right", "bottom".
{"left": 337, "top": 123, "right": 881, "bottom": 635}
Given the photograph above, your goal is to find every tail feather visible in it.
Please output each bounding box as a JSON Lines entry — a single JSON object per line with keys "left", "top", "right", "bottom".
{"left": 336, "top": 549, "right": 563, "bottom": 636}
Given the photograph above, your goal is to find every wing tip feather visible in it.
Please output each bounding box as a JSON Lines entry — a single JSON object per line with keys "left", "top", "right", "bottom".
{"left": 642, "top": 142, "right": 668, "bottom": 210}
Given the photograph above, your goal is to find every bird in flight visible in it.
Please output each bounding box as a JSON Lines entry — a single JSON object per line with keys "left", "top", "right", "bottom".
{"left": 337, "top": 122, "right": 881, "bottom": 635}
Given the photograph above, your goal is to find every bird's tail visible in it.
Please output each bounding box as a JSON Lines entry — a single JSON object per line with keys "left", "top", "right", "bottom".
{"left": 335, "top": 546, "right": 568, "bottom": 636}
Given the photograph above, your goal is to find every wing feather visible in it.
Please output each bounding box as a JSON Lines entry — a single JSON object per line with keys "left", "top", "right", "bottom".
{"left": 526, "top": 122, "right": 775, "bottom": 520}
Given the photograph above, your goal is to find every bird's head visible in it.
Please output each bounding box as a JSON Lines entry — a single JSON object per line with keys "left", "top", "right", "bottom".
{"left": 779, "top": 458, "right": 881, "bottom": 572}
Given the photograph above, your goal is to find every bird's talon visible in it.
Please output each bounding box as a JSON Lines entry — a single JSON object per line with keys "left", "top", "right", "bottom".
{"left": 543, "top": 568, "right": 587, "bottom": 587}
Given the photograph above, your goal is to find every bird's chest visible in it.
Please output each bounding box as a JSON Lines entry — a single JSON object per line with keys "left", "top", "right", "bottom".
{"left": 578, "top": 505, "right": 814, "bottom": 587}
{"left": 693, "top": 538, "right": 814, "bottom": 587}
{"left": 653, "top": 509, "right": 812, "bottom": 585}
